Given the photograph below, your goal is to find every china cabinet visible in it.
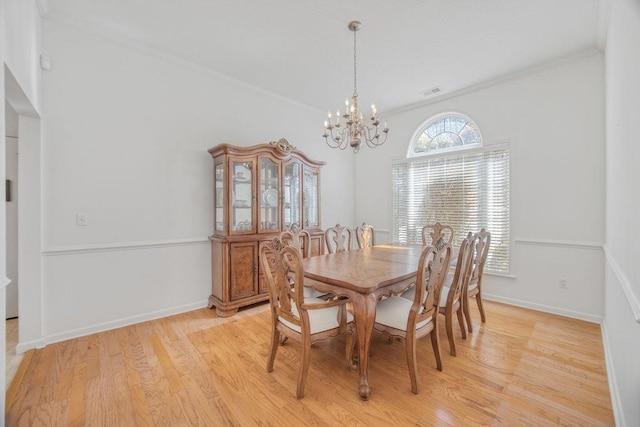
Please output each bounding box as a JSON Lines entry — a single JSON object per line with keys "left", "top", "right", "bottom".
{"left": 208, "top": 139, "right": 325, "bottom": 317}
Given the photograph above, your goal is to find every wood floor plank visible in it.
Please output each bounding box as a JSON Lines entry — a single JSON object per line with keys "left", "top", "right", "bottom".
{"left": 66, "top": 362, "right": 87, "bottom": 427}
{"left": 5, "top": 349, "right": 35, "bottom": 410}
{"left": 5, "top": 301, "right": 615, "bottom": 425}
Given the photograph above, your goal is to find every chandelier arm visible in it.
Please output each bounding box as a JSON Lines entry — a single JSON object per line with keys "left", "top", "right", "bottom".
{"left": 325, "top": 127, "right": 350, "bottom": 150}
{"left": 361, "top": 126, "right": 380, "bottom": 148}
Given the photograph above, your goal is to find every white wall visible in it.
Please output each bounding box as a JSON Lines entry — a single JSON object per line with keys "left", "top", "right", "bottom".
{"left": 355, "top": 52, "right": 605, "bottom": 321}
{"left": 603, "top": 0, "right": 640, "bottom": 425}
{"left": 38, "top": 19, "right": 355, "bottom": 343}
{"left": 3, "top": 0, "right": 41, "bottom": 114}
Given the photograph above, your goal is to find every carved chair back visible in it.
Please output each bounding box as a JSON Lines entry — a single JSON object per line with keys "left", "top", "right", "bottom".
{"left": 280, "top": 224, "right": 312, "bottom": 258}
{"left": 421, "top": 222, "right": 454, "bottom": 246}
{"left": 412, "top": 243, "right": 452, "bottom": 322}
{"left": 324, "top": 224, "right": 353, "bottom": 254}
{"left": 445, "top": 233, "right": 475, "bottom": 309}
{"left": 260, "top": 237, "right": 305, "bottom": 326}
{"left": 355, "top": 222, "right": 376, "bottom": 249}
{"left": 469, "top": 228, "right": 491, "bottom": 287}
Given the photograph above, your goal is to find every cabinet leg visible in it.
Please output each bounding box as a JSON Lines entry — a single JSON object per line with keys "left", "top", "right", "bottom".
{"left": 215, "top": 306, "right": 239, "bottom": 318}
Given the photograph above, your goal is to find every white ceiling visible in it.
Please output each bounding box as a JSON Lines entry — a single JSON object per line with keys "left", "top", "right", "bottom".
{"left": 45, "top": 0, "right": 604, "bottom": 114}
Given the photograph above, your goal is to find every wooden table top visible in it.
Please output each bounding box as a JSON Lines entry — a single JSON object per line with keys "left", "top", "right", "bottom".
{"left": 302, "top": 243, "right": 425, "bottom": 293}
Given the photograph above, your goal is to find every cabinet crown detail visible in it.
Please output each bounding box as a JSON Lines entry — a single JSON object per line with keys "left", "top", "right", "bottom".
{"left": 208, "top": 141, "right": 326, "bottom": 167}
{"left": 270, "top": 138, "right": 295, "bottom": 154}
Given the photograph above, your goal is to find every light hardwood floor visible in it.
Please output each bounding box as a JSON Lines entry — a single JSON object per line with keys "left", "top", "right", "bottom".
{"left": 5, "top": 318, "right": 25, "bottom": 391}
{"left": 5, "top": 301, "right": 614, "bottom": 426}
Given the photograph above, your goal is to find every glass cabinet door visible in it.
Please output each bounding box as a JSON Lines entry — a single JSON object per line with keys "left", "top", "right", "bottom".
{"left": 231, "top": 160, "right": 253, "bottom": 232}
{"left": 283, "top": 162, "right": 301, "bottom": 228}
{"left": 303, "top": 168, "right": 320, "bottom": 228}
{"left": 214, "top": 161, "right": 225, "bottom": 233}
{"left": 259, "top": 157, "right": 280, "bottom": 232}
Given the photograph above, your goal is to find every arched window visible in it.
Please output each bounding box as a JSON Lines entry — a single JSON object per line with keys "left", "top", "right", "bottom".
{"left": 408, "top": 112, "right": 482, "bottom": 157}
{"left": 393, "top": 113, "right": 510, "bottom": 273}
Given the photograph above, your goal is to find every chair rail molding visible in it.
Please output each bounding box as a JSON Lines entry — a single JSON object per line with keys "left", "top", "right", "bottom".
{"left": 43, "top": 237, "right": 209, "bottom": 256}
{"left": 603, "top": 244, "right": 640, "bottom": 323}
{"left": 514, "top": 237, "right": 603, "bottom": 250}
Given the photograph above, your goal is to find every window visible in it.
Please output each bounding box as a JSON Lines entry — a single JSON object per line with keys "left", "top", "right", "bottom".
{"left": 408, "top": 112, "right": 482, "bottom": 157}
{"left": 393, "top": 113, "right": 510, "bottom": 273}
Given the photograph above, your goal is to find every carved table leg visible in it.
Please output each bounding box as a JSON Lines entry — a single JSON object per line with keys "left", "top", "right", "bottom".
{"left": 352, "top": 292, "right": 378, "bottom": 400}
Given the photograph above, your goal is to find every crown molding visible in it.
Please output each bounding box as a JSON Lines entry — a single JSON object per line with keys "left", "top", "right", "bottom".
{"left": 43, "top": 14, "right": 322, "bottom": 114}
{"left": 386, "top": 48, "right": 603, "bottom": 117}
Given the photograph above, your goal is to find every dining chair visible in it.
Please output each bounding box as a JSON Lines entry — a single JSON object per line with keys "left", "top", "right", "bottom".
{"left": 324, "top": 223, "right": 353, "bottom": 253}
{"left": 421, "top": 222, "right": 454, "bottom": 246}
{"left": 259, "top": 236, "right": 356, "bottom": 399}
{"left": 279, "top": 225, "right": 327, "bottom": 299}
{"left": 400, "top": 222, "right": 452, "bottom": 302}
{"left": 355, "top": 222, "right": 375, "bottom": 249}
{"left": 373, "top": 243, "right": 452, "bottom": 394}
{"left": 463, "top": 228, "right": 491, "bottom": 332}
{"left": 437, "top": 233, "right": 475, "bottom": 356}
{"left": 280, "top": 224, "right": 311, "bottom": 257}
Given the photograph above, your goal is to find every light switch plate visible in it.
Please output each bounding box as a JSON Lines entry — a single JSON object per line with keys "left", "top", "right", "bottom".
{"left": 76, "top": 213, "right": 88, "bottom": 226}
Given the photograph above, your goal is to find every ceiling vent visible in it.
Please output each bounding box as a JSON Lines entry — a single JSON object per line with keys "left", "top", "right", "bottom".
{"left": 419, "top": 86, "right": 443, "bottom": 97}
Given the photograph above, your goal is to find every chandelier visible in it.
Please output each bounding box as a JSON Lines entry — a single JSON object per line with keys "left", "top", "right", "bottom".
{"left": 323, "top": 21, "right": 389, "bottom": 153}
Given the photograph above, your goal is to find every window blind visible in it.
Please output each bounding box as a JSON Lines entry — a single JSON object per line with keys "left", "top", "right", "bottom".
{"left": 392, "top": 146, "right": 510, "bottom": 273}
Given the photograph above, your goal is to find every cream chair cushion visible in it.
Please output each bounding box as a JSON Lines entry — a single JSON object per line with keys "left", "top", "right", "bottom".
{"left": 375, "top": 296, "right": 432, "bottom": 331}
{"left": 279, "top": 297, "right": 354, "bottom": 334}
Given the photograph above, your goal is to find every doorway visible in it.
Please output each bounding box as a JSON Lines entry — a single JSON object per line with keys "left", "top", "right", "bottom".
{"left": 5, "top": 100, "right": 21, "bottom": 388}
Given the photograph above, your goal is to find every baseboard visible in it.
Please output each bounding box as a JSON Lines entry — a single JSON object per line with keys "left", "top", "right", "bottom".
{"left": 17, "top": 300, "right": 209, "bottom": 351}
{"left": 16, "top": 338, "right": 46, "bottom": 354}
{"left": 600, "top": 320, "right": 625, "bottom": 427}
{"left": 484, "top": 293, "right": 603, "bottom": 324}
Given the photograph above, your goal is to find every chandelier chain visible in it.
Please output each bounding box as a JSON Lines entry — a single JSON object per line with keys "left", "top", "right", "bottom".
{"left": 353, "top": 27, "right": 357, "bottom": 95}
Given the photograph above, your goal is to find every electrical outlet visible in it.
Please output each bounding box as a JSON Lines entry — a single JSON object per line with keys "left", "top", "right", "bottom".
{"left": 559, "top": 278, "right": 568, "bottom": 289}
{"left": 76, "top": 213, "right": 88, "bottom": 226}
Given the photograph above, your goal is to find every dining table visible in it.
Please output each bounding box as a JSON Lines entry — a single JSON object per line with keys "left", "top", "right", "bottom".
{"left": 302, "top": 243, "right": 425, "bottom": 400}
